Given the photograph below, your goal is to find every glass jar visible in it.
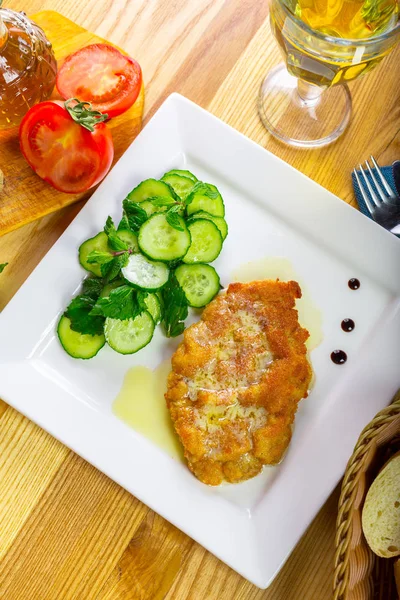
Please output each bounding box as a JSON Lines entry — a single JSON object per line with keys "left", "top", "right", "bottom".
{"left": 0, "top": 7, "right": 57, "bottom": 130}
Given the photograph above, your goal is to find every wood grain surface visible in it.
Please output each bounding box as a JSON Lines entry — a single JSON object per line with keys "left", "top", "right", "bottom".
{"left": 0, "top": 11, "right": 144, "bottom": 236}
{"left": 1, "top": 1, "right": 400, "bottom": 599}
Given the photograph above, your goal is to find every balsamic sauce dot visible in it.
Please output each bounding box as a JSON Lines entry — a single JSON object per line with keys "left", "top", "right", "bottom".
{"left": 331, "top": 350, "right": 347, "bottom": 365}
{"left": 341, "top": 318, "right": 355, "bottom": 332}
{"left": 348, "top": 278, "right": 360, "bottom": 290}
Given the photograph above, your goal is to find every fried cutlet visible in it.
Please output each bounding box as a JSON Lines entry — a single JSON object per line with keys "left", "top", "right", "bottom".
{"left": 165, "top": 280, "right": 312, "bottom": 486}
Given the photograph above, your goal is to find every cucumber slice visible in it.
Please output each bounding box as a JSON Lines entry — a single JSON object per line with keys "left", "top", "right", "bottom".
{"left": 175, "top": 264, "right": 220, "bottom": 308}
{"left": 186, "top": 183, "right": 225, "bottom": 217}
{"left": 127, "top": 179, "right": 176, "bottom": 203}
{"left": 58, "top": 315, "right": 105, "bottom": 359}
{"left": 163, "top": 169, "right": 198, "bottom": 182}
{"left": 161, "top": 174, "right": 195, "bottom": 200}
{"left": 138, "top": 214, "right": 191, "bottom": 261}
{"left": 144, "top": 293, "right": 162, "bottom": 324}
{"left": 188, "top": 211, "right": 228, "bottom": 241}
{"left": 183, "top": 220, "right": 222, "bottom": 264}
{"left": 121, "top": 253, "right": 169, "bottom": 290}
{"left": 100, "top": 279, "right": 124, "bottom": 298}
{"left": 104, "top": 311, "right": 154, "bottom": 355}
{"left": 79, "top": 232, "right": 110, "bottom": 277}
{"left": 116, "top": 229, "right": 139, "bottom": 252}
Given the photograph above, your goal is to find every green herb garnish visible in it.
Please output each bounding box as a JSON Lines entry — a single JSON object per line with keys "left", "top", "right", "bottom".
{"left": 122, "top": 199, "right": 148, "bottom": 232}
{"left": 91, "top": 285, "right": 147, "bottom": 320}
{"left": 161, "top": 274, "right": 188, "bottom": 338}
{"left": 64, "top": 279, "right": 105, "bottom": 335}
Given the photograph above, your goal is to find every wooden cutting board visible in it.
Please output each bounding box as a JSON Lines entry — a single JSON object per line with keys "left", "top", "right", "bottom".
{"left": 0, "top": 10, "right": 144, "bottom": 237}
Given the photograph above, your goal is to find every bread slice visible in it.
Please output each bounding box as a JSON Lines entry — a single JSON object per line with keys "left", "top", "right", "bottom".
{"left": 362, "top": 452, "right": 400, "bottom": 558}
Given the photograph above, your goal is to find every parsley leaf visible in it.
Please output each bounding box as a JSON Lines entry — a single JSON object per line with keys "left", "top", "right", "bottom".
{"left": 161, "top": 274, "right": 188, "bottom": 337}
{"left": 122, "top": 199, "right": 148, "bottom": 232}
{"left": 104, "top": 216, "right": 129, "bottom": 252}
{"left": 0, "top": 263, "right": 8, "bottom": 274}
{"left": 166, "top": 205, "right": 184, "bottom": 231}
{"left": 64, "top": 281, "right": 105, "bottom": 336}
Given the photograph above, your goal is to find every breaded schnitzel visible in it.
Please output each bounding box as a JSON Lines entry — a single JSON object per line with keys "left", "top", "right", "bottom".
{"left": 165, "top": 280, "right": 312, "bottom": 485}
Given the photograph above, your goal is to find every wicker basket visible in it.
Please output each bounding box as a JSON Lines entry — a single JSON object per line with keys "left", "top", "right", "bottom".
{"left": 333, "top": 390, "right": 400, "bottom": 600}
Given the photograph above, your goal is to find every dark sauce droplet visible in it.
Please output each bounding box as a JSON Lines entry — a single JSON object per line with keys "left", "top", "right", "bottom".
{"left": 348, "top": 278, "right": 360, "bottom": 290}
{"left": 331, "top": 350, "right": 347, "bottom": 365}
{"left": 341, "top": 318, "right": 355, "bottom": 332}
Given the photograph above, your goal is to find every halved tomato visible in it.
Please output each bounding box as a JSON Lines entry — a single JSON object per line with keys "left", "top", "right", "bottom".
{"left": 19, "top": 100, "right": 114, "bottom": 194}
{"left": 56, "top": 44, "right": 142, "bottom": 118}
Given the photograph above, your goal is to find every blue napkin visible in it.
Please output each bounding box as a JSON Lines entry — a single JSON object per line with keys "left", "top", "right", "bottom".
{"left": 352, "top": 165, "right": 397, "bottom": 219}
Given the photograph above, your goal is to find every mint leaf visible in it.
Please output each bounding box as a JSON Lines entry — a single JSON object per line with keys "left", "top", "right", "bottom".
{"left": 185, "top": 181, "right": 202, "bottom": 206}
{"left": 0, "top": 263, "right": 8, "bottom": 274}
{"left": 104, "top": 216, "right": 129, "bottom": 252}
{"left": 204, "top": 184, "right": 219, "bottom": 199}
{"left": 122, "top": 199, "right": 148, "bottom": 232}
{"left": 82, "top": 277, "right": 104, "bottom": 296}
{"left": 117, "top": 215, "right": 130, "bottom": 231}
{"left": 86, "top": 249, "right": 128, "bottom": 281}
{"left": 149, "top": 196, "right": 177, "bottom": 208}
{"left": 166, "top": 205, "right": 184, "bottom": 231}
{"left": 161, "top": 273, "right": 188, "bottom": 337}
{"left": 91, "top": 285, "right": 145, "bottom": 320}
{"left": 101, "top": 252, "right": 129, "bottom": 282}
{"left": 65, "top": 283, "right": 105, "bottom": 336}
{"left": 136, "top": 290, "right": 149, "bottom": 312}
{"left": 87, "top": 250, "right": 114, "bottom": 266}
{"left": 185, "top": 182, "right": 219, "bottom": 207}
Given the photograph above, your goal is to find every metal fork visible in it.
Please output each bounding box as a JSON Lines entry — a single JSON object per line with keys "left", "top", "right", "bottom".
{"left": 353, "top": 156, "right": 400, "bottom": 234}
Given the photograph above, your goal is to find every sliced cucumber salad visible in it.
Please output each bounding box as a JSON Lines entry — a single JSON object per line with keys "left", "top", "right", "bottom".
{"left": 59, "top": 169, "right": 228, "bottom": 359}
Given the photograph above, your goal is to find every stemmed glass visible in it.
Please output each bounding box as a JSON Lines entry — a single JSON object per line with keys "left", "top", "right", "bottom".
{"left": 259, "top": 0, "right": 400, "bottom": 148}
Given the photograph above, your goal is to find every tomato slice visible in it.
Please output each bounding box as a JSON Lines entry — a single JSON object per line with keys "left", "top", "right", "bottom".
{"left": 56, "top": 44, "right": 142, "bottom": 118}
{"left": 19, "top": 101, "right": 114, "bottom": 194}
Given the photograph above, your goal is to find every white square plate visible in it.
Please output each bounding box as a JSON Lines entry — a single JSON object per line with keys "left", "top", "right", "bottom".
{"left": 1, "top": 94, "right": 400, "bottom": 589}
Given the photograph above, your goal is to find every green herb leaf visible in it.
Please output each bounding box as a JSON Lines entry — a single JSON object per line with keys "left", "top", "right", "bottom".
{"left": 101, "top": 252, "right": 129, "bottom": 282}
{"left": 64, "top": 282, "right": 105, "bottom": 336}
{"left": 166, "top": 205, "right": 184, "bottom": 231}
{"left": 148, "top": 196, "right": 177, "bottom": 208}
{"left": 86, "top": 250, "right": 114, "bottom": 266}
{"left": 136, "top": 290, "right": 149, "bottom": 312}
{"left": 104, "top": 216, "right": 129, "bottom": 252}
{"left": 185, "top": 181, "right": 202, "bottom": 206}
{"left": 204, "top": 184, "right": 219, "bottom": 199}
{"left": 91, "top": 285, "right": 145, "bottom": 320}
{"left": 161, "top": 274, "right": 188, "bottom": 337}
{"left": 0, "top": 263, "right": 8, "bottom": 274}
{"left": 117, "top": 215, "right": 131, "bottom": 231}
{"left": 82, "top": 277, "right": 104, "bottom": 296}
{"left": 186, "top": 182, "right": 219, "bottom": 206}
{"left": 122, "top": 199, "right": 148, "bottom": 232}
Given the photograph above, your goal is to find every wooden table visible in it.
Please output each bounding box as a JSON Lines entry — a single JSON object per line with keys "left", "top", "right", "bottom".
{"left": 1, "top": 1, "right": 399, "bottom": 598}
